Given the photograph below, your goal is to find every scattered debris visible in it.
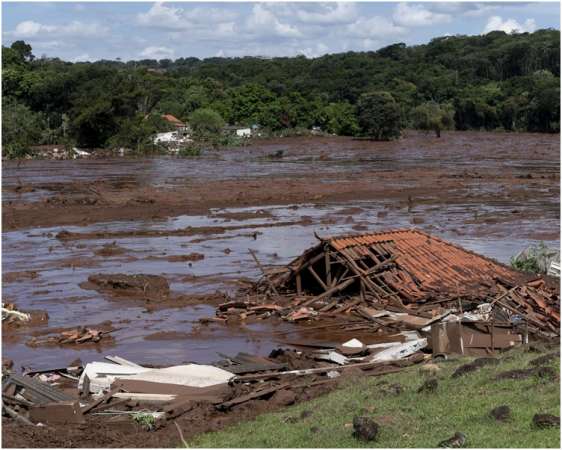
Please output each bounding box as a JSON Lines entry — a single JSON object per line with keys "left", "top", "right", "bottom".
{"left": 27, "top": 326, "right": 114, "bottom": 348}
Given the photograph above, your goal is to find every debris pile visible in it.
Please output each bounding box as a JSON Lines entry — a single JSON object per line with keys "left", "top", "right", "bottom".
{"left": 27, "top": 328, "right": 114, "bottom": 348}
{"left": 215, "top": 230, "right": 559, "bottom": 353}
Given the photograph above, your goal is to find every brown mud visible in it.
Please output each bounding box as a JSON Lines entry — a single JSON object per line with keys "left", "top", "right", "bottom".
{"left": 3, "top": 132, "right": 559, "bottom": 232}
{"left": 2, "top": 130, "right": 560, "bottom": 380}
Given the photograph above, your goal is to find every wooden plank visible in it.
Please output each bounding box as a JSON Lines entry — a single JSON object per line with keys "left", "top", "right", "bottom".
{"left": 296, "top": 273, "right": 302, "bottom": 295}
{"left": 217, "top": 383, "right": 291, "bottom": 410}
{"left": 232, "top": 361, "right": 399, "bottom": 382}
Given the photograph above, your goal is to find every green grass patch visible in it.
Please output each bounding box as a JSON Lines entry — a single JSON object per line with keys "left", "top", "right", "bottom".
{"left": 190, "top": 348, "right": 560, "bottom": 448}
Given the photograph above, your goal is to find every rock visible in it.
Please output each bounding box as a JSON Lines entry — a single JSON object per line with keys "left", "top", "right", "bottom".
{"left": 533, "top": 414, "right": 560, "bottom": 429}
{"left": 438, "top": 432, "right": 466, "bottom": 448}
{"left": 490, "top": 405, "right": 511, "bottom": 422}
{"left": 352, "top": 416, "right": 379, "bottom": 442}
{"left": 417, "top": 378, "right": 438, "bottom": 393}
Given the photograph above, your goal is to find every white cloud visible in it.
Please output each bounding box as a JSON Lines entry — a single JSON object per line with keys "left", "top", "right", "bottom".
{"left": 483, "top": 16, "right": 537, "bottom": 34}
{"left": 140, "top": 46, "right": 175, "bottom": 59}
{"left": 246, "top": 4, "right": 302, "bottom": 38}
{"left": 10, "top": 19, "right": 107, "bottom": 38}
{"left": 138, "top": 2, "right": 184, "bottom": 30}
{"left": 346, "top": 16, "right": 406, "bottom": 39}
{"left": 295, "top": 2, "right": 358, "bottom": 25}
{"left": 393, "top": 3, "right": 452, "bottom": 27}
{"left": 137, "top": 2, "right": 237, "bottom": 30}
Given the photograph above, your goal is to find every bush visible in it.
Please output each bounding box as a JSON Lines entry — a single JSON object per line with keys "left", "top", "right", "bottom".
{"left": 189, "top": 108, "right": 225, "bottom": 140}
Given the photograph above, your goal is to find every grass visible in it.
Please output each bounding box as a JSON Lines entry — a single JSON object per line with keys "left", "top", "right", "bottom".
{"left": 190, "top": 347, "right": 560, "bottom": 448}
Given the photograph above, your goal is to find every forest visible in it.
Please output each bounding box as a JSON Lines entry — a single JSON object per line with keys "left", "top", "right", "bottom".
{"left": 2, "top": 29, "right": 560, "bottom": 158}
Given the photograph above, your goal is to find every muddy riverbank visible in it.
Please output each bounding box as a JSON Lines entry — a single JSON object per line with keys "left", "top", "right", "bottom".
{"left": 2, "top": 131, "right": 560, "bottom": 371}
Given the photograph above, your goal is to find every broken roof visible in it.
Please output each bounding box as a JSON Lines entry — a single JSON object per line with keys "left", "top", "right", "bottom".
{"left": 161, "top": 114, "right": 185, "bottom": 126}
{"left": 324, "top": 229, "right": 518, "bottom": 294}
{"left": 273, "top": 228, "right": 523, "bottom": 304}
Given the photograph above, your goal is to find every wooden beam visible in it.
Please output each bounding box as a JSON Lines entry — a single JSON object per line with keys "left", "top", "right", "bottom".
{"left": 308, "top": 265, "right": 328, "bottom": 291}
{"left": 324, "top": 248, "right": 332, "bottom": 287}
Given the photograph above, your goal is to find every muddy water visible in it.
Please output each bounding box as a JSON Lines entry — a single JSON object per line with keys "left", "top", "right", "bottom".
{"left": 3, "top": 200, "right": 559, "bottom": 369}
{"left": 2, "top": 132, "right": 560, "bottom": 370}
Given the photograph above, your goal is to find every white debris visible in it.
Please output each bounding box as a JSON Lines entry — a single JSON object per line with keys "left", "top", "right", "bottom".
{"left": 1, "top": 305, "right": 31, "bottom": 322}
{"left": 342, "top": 338, "right": 364, "bottom": 348}
{"left": 370, "top": 338, "right": 427, "bottom": 362}
{"left": 119, "top": 364, "right": 234, "bottom": 388}
{"left": 315, "top": 351, "right": 349, "bottom": 365}
{"left": 326, "top": 370, "right": 341, "bottom": 379}
{"left": 79, "top": 362, "right": 234, "bottom": 394}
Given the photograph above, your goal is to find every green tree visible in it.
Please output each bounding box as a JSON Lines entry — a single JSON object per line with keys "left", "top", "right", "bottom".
{"left": 411, "top": 102, "right": 455, "bottom": 137}
{"left": 356, "top": 91, "right": 401, "bottom": 140}
{"left": 108, "top": 114, "right": 167, "bottom": 152}
{"left": 189, "top": 108, "right": 225, "bottom": 139}
{"left": 320, "top": 102, "right": 359, "bottom": 136}
{"left": 2, "top": 97, "right": 44, "bottom": 158}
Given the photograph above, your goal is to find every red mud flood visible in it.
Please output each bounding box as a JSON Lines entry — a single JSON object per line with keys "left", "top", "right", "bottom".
{"left": 2, "top": 131, "right": 560, "bottom": 371}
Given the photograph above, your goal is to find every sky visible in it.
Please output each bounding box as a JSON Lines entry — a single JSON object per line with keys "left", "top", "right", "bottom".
{"left": 2, "top": 1, "right": 560, "bottom": 62}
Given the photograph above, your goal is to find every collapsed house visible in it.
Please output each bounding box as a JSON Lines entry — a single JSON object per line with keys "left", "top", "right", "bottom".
{"left": 219, "top": 229, "right": 560, "bottom": 354}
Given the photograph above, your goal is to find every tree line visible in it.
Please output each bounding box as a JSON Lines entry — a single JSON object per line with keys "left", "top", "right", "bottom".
{"left": 2, "top": 29, "right": 560, "bottom": 158}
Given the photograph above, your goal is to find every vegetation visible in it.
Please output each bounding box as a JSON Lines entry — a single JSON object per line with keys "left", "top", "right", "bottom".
{"left": 190, "top": 347, "right": 560, "bottom": 448}
{"left": 131, "top": 412, "right": 157, "bottom": 431}
{"left": 2, "top": 30, "right": 560, "bottom": 157}
{"left": 510, "top": 242, "right": 557, "bottom": 274}
{"left": 411, "top": 102, "right": 455, "bottom": 137}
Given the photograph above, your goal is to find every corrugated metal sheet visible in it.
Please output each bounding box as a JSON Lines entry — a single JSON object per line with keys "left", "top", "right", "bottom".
{"left": 328, "top": 229, "right": 517, "bottom": 293}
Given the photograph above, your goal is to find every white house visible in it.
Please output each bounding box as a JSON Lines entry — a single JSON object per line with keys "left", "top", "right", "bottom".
{"left": 153, "top": 131, "right": 192, "bottom": 149}
{"left": 235, "top": 128, "right": 252, "bottom": 137}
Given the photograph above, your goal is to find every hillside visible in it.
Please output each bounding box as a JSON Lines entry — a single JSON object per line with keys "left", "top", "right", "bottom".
{"left": 2, "top": 29, "right": 560, "bottom": 156}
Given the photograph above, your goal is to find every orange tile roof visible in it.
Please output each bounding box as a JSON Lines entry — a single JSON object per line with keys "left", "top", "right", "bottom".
{"left": 327, "top": 229, "right": 518, "bottom": 294}
{"left": 161, "top": 114, "right": 185, "bottom": 126}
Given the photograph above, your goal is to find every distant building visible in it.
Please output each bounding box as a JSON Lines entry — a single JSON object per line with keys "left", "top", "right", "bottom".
{"left": 161, "top": 114, "right": 190, "bottom": 133}
{"left": 224, "top": 125, "right": 253, "bottom": 138}
{"left": 236, "top": 128, "right": 252, "bottom": 137}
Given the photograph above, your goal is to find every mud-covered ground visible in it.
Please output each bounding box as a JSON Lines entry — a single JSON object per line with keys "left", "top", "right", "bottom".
{"left": 2, "top": 130, "right": 560, "bottom": 370}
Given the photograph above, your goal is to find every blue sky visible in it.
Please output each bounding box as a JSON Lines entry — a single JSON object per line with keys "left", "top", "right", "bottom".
{"left": 2, "top": 1, "right": 560, "bottom": 62}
